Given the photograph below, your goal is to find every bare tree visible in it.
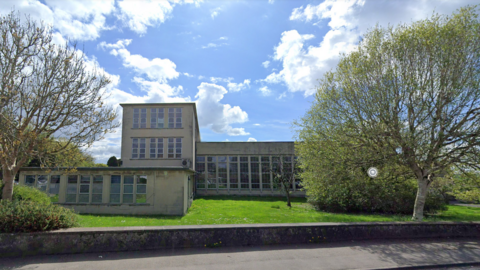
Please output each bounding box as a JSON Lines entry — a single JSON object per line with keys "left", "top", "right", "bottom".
{"left": 296, "top": 6, "right": 480, "bottom": 220}
{"left": 270, "top": 157, "right": 299, "bottom": 207}
{"left": 0, "top": 11, "right": 119, "bottom": 200}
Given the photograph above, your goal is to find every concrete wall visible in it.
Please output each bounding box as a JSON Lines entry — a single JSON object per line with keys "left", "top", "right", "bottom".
{"left": 2, "top": 222, "right": 479, "bottom": 257}
{"left": 197, "top": 142, "right": 295, "bottom": 156}
{"left": 121, "top": 103, "right": 198, "bottom": 168}
{"left": 18, "top": 168, "right": 193, "bottom": 216}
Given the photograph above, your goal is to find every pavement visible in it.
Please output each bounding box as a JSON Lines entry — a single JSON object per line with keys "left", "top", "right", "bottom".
{"left": 2, "top": 238, "right": 480, "bottom": 270}
{"left": 449, "top": 201, "right": 480, "bottom": 208}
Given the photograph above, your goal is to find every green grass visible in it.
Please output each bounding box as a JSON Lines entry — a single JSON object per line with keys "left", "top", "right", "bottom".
{"left": 76, "top": 196, "right": 480, "bottom": 227}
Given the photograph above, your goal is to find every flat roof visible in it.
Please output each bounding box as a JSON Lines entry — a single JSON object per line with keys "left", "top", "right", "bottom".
{"left": 20, "top": 167, "right": 196, "bottom": 173}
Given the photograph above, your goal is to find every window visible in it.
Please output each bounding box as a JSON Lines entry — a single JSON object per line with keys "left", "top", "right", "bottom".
{"left": 150, "top": 138, "right": 164, "bottom": 158}
{"left": 133, "top": 108, "right": 139, "bottom": 128}
{"left": 196, "top": 156, "right": 206, "bottom": 189}
{"left": 136, "top": 175, "right": 147, "bottom": 203}
{"left": 110, "top": 175, "right": 121, "bottom": 203}
{"left": 36, "top": 175, "right": 48, "bottom": 192}
{"left": 207, "top": 156, "right": 216, "bottom": 189}
{"left": 66, "top": 175, "right": 78, "bottom": 203}
{"left": 167, "top": 137, "right": 182, "bottom": 158}
{"left": 283, "top": 156, "right": 293, "bottom": 189}
{"left": 261, "top": 157, "right": 271, "bottom": 190}
{"left": 229, "top": 156, "right": 238, "bottom": 189}
{"left": 25, "top": 175, "right": 35, "bottom": 186}
{"left": 240, "top": 157, "right": 249, "bottom": 189}
{"left": 218, "top": 156, "right": 227, "bottom": 189}
{"left": 294, "top": 156, "right": 302, "bottom": 190}
{"left": 251, "top": 157, "right": 260, "bottom": 189}
{"left": 140, "top": 108, "right": 147, "bottom": 128}
{"left": 79, "top": 175, "right": 90, "bottom": 203}
{"left": 123, "top": 175, "right": 134, "bottom": 203}
{"left": 150, "top": 108, "right": 165, "bottom": 128}
{"left": 110, "top": 175, "right": 147, "bottom": 204}
{"left": 132, "top": 138, "right": 146, "bottom": 159}
{"left": 175, "top": 108, "right": 182, "bottom": 128}
{"left": 168, "top": 108, "right": 175, "bottom": 128}
{"left": 49, "top": 175, "right": 60, "bottom": 194}
{"left": 133, "top": 108, "right": 147, "bottom": 128}
{"left": 92, "top": 175, "right": 103, "bottom": 203}
{"left": 272, "top": 156, "right": 280, "bottom": 189}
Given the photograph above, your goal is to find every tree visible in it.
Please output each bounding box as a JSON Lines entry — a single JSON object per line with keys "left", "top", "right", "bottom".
{"left": 269, "top": 158, "right": 299, "bottom": 207}
{"left": 0, "top": 12, "right": 119, "bottom": 201}
{"left": 107, "top": 156, "right": 119, "bottom": 167}
{"left": 295, "top": 6, "right": 480, "bottom": 220}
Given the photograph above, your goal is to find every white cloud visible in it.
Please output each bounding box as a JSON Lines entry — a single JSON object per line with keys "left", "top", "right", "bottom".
{"left": 253, "top": 123, "right": 261, "bottom": 126}
{"left": 263, "top": 0, "right": 472, "bottom": 96}
{"left": 198, "top": 75, "right": 205, "bottom": 80}
{"left": 247, "top": 137, "right": 257, "bottom": 142}
{"left": 262, "top": 60, "right": 270, "bottom": 68}
{"left": 202, "top": 42, "right": 228, "bottom": 49}
{"left": 195, "top": 83, "right": 249, "bottom": 136}
{"left": 259, "top": 86, "right": 272, "bottom": 96}
{"left": 210, "top": 77, "right": 233, "bottom": 84}
{"left": 227, "top": 79, "right": 251, "bottom": 92}
{"left": 211, "top": 7, "right": 221, "bottom": 19}
{"left": 277, "top": 91, "right": 287, "bottom": 100}
{"left": 0, "top": 0, "right": 115, "bottom": 41}
{"left": 102, "top": 39, "right": 179, "bottom": 83}
{"left": 183, "top": 72, "right": 194, "bottom": 77}
{"left": 117, "top": 0, "right": 174, "bottom": 35}
{"left": 219, "top": 36, "right": 228, "bottom": 40}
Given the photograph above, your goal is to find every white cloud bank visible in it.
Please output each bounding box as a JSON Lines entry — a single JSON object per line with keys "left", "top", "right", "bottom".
{"left": 264, "top": 0, "right": 473, "bottom": 96}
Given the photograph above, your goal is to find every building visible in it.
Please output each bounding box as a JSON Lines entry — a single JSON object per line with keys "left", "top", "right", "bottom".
{"left": 19, "top": 103, "right": 302, "bottom": 215}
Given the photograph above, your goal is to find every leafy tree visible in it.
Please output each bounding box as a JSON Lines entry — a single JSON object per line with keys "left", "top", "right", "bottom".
{"left": 107, "top": 156, "right": 119, "bottom": 167}
{"left": 295, "top": 6, "right": 480, "bottom": 220}
{"left": 0, "top": 12, "right": 119, "bottom": 201}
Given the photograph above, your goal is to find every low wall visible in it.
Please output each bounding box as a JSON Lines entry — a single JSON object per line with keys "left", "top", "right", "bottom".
{"left": 1, "top": 222, "right": 480, "bottom": 257}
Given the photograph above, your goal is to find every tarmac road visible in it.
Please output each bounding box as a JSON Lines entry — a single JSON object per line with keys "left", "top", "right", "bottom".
{"left": 1, "top": 238, "right": 480, "bottom": 270}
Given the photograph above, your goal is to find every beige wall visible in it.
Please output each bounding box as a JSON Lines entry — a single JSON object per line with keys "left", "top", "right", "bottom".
{"left": 18, "top": 169, "right": 193, "bottom": 216}
{"left": 196, "top": 142, "right": 295, "bottom": 156}
{"left": 121, "top": 103, "right": 197, "bottom": 168}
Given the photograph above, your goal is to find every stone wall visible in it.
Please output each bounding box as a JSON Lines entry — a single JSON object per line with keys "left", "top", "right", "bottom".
{"left": 1, "top": 222, "right": 480, "bottom": 257}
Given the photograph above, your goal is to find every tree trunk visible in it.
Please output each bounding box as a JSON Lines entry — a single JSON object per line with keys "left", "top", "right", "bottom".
{"left": 1, "top": 168, "right": 15, "bottom": 201}
{"left": 412, "top": 177, "right": 429, "bottom": 221}
{"left": 286, "top": 191, "right": 291, "bottom": 208}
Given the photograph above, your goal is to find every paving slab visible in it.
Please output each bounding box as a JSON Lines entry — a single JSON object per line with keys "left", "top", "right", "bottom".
{"left": 1, "top": 238, "right": 480, "bottom": 270}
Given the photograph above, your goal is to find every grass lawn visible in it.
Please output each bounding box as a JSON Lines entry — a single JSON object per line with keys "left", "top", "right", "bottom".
{"left": 77, "top": 196, "right": 480, "bottom": 227}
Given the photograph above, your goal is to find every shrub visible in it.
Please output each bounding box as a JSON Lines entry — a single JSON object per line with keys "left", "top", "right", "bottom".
{"left": 306, "top": 176, "right": 447, "bottom": 215}
{"left": 0, "top": 200, "right": 78, "bottom": 233}
{"left": 0, "top": 180, "right": 51, "bottom": 205}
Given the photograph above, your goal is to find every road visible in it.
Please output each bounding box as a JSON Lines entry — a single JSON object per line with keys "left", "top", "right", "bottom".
{"left": 1, "top": 238, "right": 480, "bottom": 270}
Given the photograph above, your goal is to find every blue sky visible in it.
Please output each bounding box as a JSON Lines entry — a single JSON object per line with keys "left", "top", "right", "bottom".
{"left": 0, "top": 0, "right": 473, "bottom": 163}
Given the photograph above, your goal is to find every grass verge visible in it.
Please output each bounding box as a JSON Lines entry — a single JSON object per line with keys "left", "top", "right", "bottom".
{"left": 76, "top": 196, "right": 480, "bottom": 227}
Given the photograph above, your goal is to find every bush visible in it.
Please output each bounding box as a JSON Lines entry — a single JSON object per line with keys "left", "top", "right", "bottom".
{"left": 0, "top": 200, "right": 78, "bottom": 233}
{"left": 0, "top": 180, "right": 51, "bottom": 205}
{"left": 306, "top": 175, "right": 447, "bottom": 215}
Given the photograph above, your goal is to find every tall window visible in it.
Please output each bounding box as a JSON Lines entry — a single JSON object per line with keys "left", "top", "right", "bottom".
{"left": 132, "top": 138, "right": 146, "bottom": 159}
{"left": 261, "top": 156, "right": 271, "bottom": 190}
{"left": 218, "top": 156, "right": 227, "bottom": 189}
{"left": 167, "top": 137, "right": 182, "bottom": 158}
{"left": 229, "top": 156, "right": 238, "bottom": 189}
{"left": 110, "top": 175, "right": 121, "bottom": 203}
{"left": 49, "top": 175, "right": 60, "bottom": 194}
{"left": 207, "top": 156, "right": 217, "bottom": 189}
{"left": 196, "top": 156, "right": 206, "bottom": 189}
{"left": 284, "top": 156, "right": 293, "bottom": 189}
{"left": 150, "top": 108, "right": 165, "bottom": 128}
{"left": 251, "top": 157, "right": 260, "bottom": 189}
{"left": 36, "top": 175, "right": 47, "bottom": 192}
{"left": 136, "top": 175, "right": 147, "bottom": 203}
{"left": 168, "top": 108, "right": 182, "bottom": 128}
{"left": 240, "top": 157, "right": 249, "bottom": 189}
{"left": 25, "top": 175, "right": 35, "bottom": 186}
{"left": 272, "top": 156, "right": 280, "bottom": 189}
{"left": 79, "top": 175, "right": 90, "bottom": 203}
{"left": 123, "top": 175, "right": 134, "bottom": 203}
{"left": 66, "top": 175, "right": 78, "bottom": 203}
{"left": 150, "top": 138, "right": 164, "bottom": 158}
{"left": 92, "top": 175, "right": 103, "bottom": 203}
{"left": 133, "top": 108, "right": 146, "bottom": 128}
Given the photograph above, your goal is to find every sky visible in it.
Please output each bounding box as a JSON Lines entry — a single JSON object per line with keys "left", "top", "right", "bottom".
{"left": 0, "top": 0, "right": 474, "bottom": 163}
